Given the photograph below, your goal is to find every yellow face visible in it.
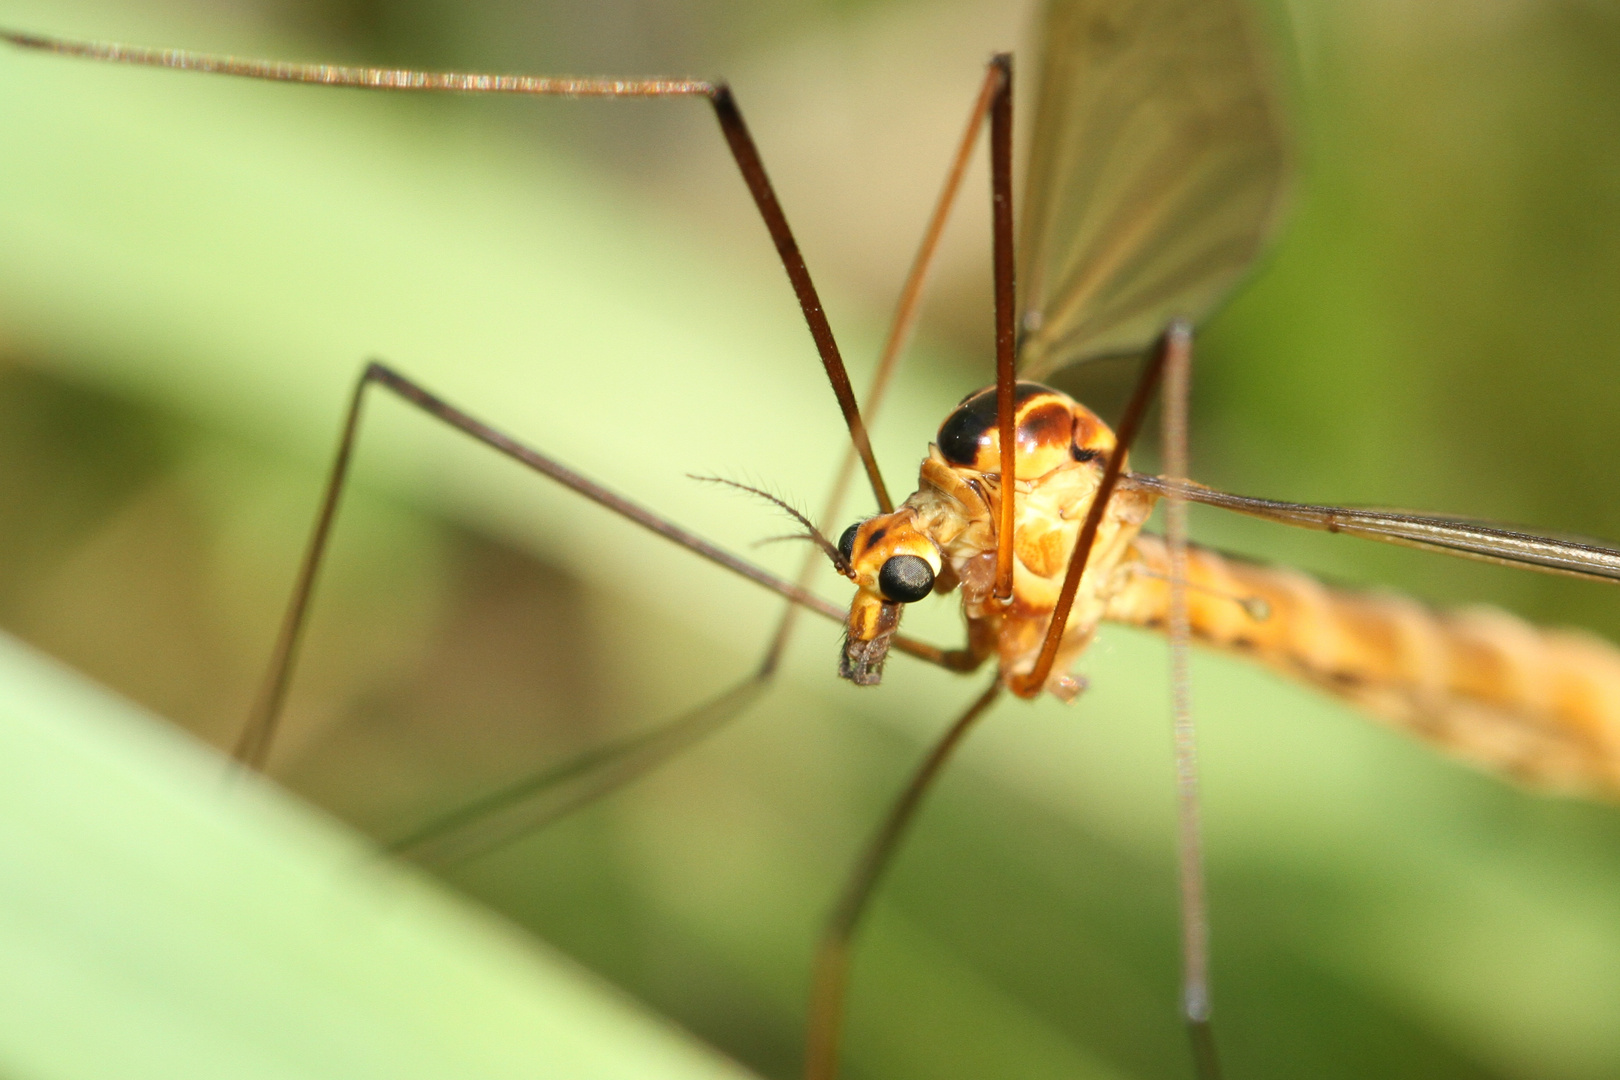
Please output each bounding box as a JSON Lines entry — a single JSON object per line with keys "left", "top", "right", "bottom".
{"left": 837, "top": 510, "right": 944, "bottom": 685}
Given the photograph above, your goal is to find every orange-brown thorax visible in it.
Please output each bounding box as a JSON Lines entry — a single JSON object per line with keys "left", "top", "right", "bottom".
{"left": 840, "top": 382, "right": 1155, "bottom": 698}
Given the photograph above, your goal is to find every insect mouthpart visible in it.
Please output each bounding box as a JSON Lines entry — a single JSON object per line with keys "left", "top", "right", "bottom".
{"left": 841, "top": 591, "right": 902, "bottom": 686}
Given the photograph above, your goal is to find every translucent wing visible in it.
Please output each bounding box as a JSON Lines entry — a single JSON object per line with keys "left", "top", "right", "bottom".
{"left": 1127, "top": 475, "right": 1620, "bottom": 584}
{"left": 1017, "top": 0, "right": 1290, "bottom": 376}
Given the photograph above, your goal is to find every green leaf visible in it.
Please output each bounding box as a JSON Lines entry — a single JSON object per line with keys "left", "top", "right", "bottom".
{"left": 0, "top": 630, "right": 756, "bottom": 1080}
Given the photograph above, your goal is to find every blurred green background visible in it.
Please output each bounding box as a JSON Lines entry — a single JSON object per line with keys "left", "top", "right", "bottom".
{"left": 1, "top": 0, "right": 1619, "bottom": 1078}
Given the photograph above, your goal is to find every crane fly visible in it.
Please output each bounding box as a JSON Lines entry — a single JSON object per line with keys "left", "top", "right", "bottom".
{"left": 5, "top": 3, "right": 1620, "bottom": 1079}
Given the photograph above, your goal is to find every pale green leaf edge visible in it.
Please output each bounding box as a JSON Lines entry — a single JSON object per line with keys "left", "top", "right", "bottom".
{"left": 0, "top": 630, "right": 758, "bottom": 1080}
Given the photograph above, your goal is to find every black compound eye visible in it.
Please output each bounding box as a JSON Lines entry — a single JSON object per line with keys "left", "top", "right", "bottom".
{"left": 838, "top": 523, "right": 860, "bottom": 563}
{"left": 878, "top": 555, "right": 934, "bottom": 603}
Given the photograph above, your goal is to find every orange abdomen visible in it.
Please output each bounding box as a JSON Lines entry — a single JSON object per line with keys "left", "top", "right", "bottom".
{"left": 1106, "top": 535, "right": 1620, "bottom": 799}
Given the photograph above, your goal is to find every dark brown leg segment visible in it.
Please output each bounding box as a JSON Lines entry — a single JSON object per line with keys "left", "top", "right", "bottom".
{"left": 1010, "top": 321, "right": 1190, "bottom": 698}
{"left": 236, "top": 361, "right": 843, "bottom": 770}
{"left": 235, "top": 362, "right": 965, "bottom": 778}
{"left": 989, "top": 53, "right": 1019, "bottom": 603}
{"left": 803, "top": 677, "right": 1002, "bottom": 1080}
{"left": 0, "top": 29, "right": 891, "bottom": 513}
{"left": 765, "top": 59, "right": 1002, "bottom": 670}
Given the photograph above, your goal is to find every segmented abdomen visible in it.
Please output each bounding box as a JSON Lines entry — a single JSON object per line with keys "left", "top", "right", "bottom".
{"left": 1106, "top": 535, "right": 1620, "bottom": 799}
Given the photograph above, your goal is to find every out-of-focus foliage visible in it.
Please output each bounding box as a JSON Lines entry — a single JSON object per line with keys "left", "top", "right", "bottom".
{"left": 0, "top": 1, "right": 1617, "bottom": 1079}
{"left": 0, "top": 631, "right": 761, "bottom": 1080}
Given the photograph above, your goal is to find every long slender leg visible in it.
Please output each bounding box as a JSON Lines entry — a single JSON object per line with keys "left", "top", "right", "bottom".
{"left": 6, "top": 29, "right": 996, "bottom": 804}
{"left": 0, "top": 29, "right": 892, "bottom": 513}
{"left": 234, "top": 370, "right": 368, "bottom": 768}
{"left": 1161, "top": 329, "right": 1219, "bottom": 1078}
{"left": 803, "top": 677, "right": 1002, "bottom": 1080}
{"left": 389, "top": 674, "right": 769, "bottom": 867}
{"left": 1009, "top": 321, "right": 1190, "bottom": 698}
{"left": 386, "top": 68, "right": 1004, "bottom": 860}
{"left": 764, "top": 59, "right": 1001, "bottom": 669}
{"left": 236, "top": 361, "right": 964, "bottom": 771}
{"left": 390, "top": 633, "right": 976, "bottom": 872}
{"left": 790, "top": 67, "right": 1004, "bottom": 1049}
{"left": 988, "top": 54, "right": 1020, "bottom": 604}
{"left": 766, "top": 59, "right": 1000, "bottom": 668}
